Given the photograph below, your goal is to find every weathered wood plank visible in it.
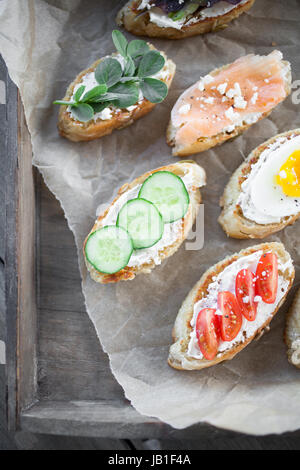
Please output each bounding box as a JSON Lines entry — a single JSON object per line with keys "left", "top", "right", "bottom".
{"left": 20, "top": 400, "right": 162, "bottom": 439}
{"left": 16, "top": 93, "right": 37, "bottom": 413}
{"left": 5, "top": 63, "right": 19, "bottom": 431}
{"left": 6, "top": 86, "right": 37, "bottom": 431}
{"left": 20, "top": 400, "right": 208, "bottom": 439}
{"left": 37, "top": 177, "right": 126, "bottom": 402}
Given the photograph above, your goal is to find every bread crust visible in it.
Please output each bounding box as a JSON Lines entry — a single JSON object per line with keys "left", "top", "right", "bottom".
{"left": 116, "top": 0, "right": 255, "bottom": 40}
{"left": 285, "top": 287, "right": 300, "bottom": 368}
{"left": 84, "top": 161, "right": 206, "bottom": 284}
{"left": 57, "top": 50, "right": 176, "bottom": 142}
{"left": 168, "top": 242, "right": 294, "bottom": 370}
{"left": 219, "top": 129, "right": 300, "bottom": 239}
{"left": 166, "top": 57, "right": 291, "bottom": 157}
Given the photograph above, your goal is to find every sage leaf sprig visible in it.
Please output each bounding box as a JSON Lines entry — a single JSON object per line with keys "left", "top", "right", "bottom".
{"left": 53, "top": 30, "right": 169, "bottom": 122}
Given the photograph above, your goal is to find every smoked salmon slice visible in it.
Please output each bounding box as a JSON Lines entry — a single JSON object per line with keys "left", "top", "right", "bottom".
{"left": 167, "top": 51, "right": 291, "bottom": 156}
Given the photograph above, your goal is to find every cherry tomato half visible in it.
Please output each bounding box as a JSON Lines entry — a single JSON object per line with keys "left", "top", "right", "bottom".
{"left": 255, "top": 253, "right": 278, "bottom": 304}
{"left": 235, "top": 268, "right": 257, "bottom": 321}
{"left": 218, "top": 291, "right": 243, "bottom": 342}
{"left": 196, "top": 308, "right": 220, "bottom": 360}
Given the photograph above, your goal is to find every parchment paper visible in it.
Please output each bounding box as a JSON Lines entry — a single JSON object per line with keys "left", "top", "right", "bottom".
{"left": 1, "top": 0, "right": 300, "bottom": 435}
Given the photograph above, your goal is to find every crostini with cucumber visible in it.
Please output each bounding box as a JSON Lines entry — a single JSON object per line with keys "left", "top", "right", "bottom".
{"left": 53, "top": 30, "right": 176, "bottom": 142}
{"left": 84, "top": 161, "right": 206, "bottom": 284}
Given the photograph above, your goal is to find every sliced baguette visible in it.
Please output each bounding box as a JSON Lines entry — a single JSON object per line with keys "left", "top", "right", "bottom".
{"left": 57, "top": 49, "right": 176, "bottom": 142}
{"left": 168, "top": 242, "right": 294, "bottom": 370}
{"left": 285, "top": 287, "right": 300, "bottom": 369}
{"left": 166, "top": 54, "right": 291, "bottom": 157}
{"left": 116, "top": 0, "right": 255, "bottom": 40}
{"left": 219, "top": 129, "right": 300, "bottom": 239}
{"left": 84, "top": 161, "right": 206, "bottom": 284}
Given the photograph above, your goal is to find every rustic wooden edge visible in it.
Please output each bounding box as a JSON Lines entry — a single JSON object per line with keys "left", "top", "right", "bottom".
{"left": 20, "top": 400, "right": 230, "bottom": 439}
{"left": 5, "top": 72, "right": 38, "bottom": 431}
{"left": 5, "top": 69, "right": 19, "bottom": 431}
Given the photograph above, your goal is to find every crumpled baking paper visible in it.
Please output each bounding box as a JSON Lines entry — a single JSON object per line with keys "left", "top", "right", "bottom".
{"left": 1, "top": 0, "right": 300, "bottom": 435}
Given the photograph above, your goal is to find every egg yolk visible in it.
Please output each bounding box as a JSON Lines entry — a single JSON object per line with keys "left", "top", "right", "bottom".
{"left": 275, "top": 150, "right": 300, "bottom": 197}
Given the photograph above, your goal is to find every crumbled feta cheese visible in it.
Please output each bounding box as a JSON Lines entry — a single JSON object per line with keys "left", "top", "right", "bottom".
{"left": 178, "top": 103, "right": 191, "bottom": 115}
{"left": 234, "top": 95, "right": 247, "bottom": 109}
{"left": 225, "top": 124, "right": 236, "bottom": 132}
{"left": 242, "top": 296, "right": 250, "bottom": 303}
{"left": 226, "top": 82, "right": 242, "bottom": 99}
{"left": 254, "top": 295, "right": 262, "bottom": 302}
{"left": 234, "top": 82, "right": 242, "bottom": 96}
{"left": 198, "top": 74, "right": 214, "bottom": 91}
{"left": 203, "top": 96, "right": 214, "bottom": 104}
{"left": 226, "top": 88, "right": 236, "bottom": 99}
{"left": 217, "top": 82, "right": 228, "bottom": 95}
{"left": 198, "top": 82, "right": 205, "bottom": 92}
{"left": 250, "top": 92, "right": 258, "bottom": 105}
{"left": 225, "top": 106, "right": 240, "bottom": 122}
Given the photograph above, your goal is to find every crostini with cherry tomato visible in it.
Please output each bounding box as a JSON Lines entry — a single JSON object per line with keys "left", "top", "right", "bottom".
{"left": 168, "top": 242, "right": 294, "bottom": 370}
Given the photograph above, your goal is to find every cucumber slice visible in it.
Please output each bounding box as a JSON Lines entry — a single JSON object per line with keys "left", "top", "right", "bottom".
{"left": 116, "top": 198, "right": 164, "bottom": 250}
{"left": 138, "top": 171, "right": 190, "bottom": 223}
{"left": 85, "top": 225, "right": 133, "bottom": 274}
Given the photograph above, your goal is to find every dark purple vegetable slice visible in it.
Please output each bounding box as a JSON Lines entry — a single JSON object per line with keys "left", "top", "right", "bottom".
{"left": 149, "top": 0, "right": 243, "bottom": 14}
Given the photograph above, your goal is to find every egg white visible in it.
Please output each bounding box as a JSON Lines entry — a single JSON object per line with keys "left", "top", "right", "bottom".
{"left": 239, "top": 134, "right": 300, "bottom": 224}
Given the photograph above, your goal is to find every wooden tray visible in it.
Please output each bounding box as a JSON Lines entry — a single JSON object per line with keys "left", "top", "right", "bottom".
{"left": 4, "top": 60, "right": 233, "bottom": 439}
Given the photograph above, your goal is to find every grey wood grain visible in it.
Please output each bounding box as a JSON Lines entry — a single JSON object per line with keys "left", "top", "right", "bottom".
{"left": 4, "top": 54, "right": 19, "bottom": 432}
{"left": 37, "top": 177, "right": 126, "bottom": 402}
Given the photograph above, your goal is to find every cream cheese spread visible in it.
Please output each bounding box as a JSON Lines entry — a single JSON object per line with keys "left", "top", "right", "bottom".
{"left": 187, "top": 250, "right": 293, "bottom": 359}
{"left": 97, "top": 169, "right": 195, "bottom": 268}
{"left": 139, "top": 0, "right": 248, "bottom": 30}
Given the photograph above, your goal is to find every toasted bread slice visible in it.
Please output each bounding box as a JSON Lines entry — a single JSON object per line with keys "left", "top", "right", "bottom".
{"left": 166, "top": 52, "right": 291, "bottom": 157}
{"left": 116, "top": 0, "right": 255, "bottom": 40}
{"left": 285, "top": 288, "right": 300, "bottom": 368}
{"left": 84, "top": 161, "right": 206, "bottom": 284}
{"left": 168, "top": 242, "right": 294, "bottom": 370}
{"left": 219, "top": 129, "right": 300, "bottom": 239}
{"left": 57, "top": 49, "right": 176, "bottom": 142}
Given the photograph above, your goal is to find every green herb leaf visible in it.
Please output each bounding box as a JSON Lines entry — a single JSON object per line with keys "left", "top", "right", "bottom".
{"left": 53, "top": 100, "right": 76, "bottom": 106}
{"left": 137, "top": 51, "right": 165, "bottom": 78}
{"left": 70, "top": 103, "right": 94, "bottom": 122}
{"left": 132, "top": 55, "right": 143, "bottom": 71}
{"left": 140, "top": 78, "right": 168, "bottom": 103}
{"left": 127, "top": 39, "right": 149, "bottom": 58}
{"left": 112, "top": 30, "right": 128, "bottom": 58}
{"left": 95, "top": 57, "right": 123, "bottom": 88}
{"left": 81, "top": 84, "right": 108, "bottom": 102}
{"left": 90, "top": 102, "right": 111, "bottom": 113}
{"left": 123, "top": 56, "right": 135, "bottom": 77}
{"left": 74, "top": 85, "right": 86, "bottom": 102}
{"left": 108, "top": 82, "right": 139, "bottom": 108}
{"left": 119, "top": 76, "right": 140, "bottom": 83}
